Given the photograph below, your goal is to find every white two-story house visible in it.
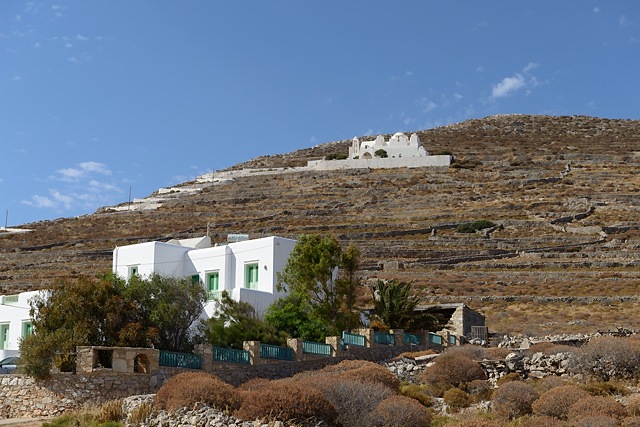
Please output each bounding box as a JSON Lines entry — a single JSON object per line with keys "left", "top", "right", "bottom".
{"left": 112, "top": 235, "right": 297, "bottom": 318}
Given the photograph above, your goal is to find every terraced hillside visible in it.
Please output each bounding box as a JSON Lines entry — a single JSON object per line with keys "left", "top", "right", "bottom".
{"left": 1, "top": 114, "right": 639, "bottom": 336}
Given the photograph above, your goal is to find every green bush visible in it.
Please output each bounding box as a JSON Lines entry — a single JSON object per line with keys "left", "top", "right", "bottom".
{"left": 582, "top": 381, "right": 630, "bottom": 396}
{"left": 155, "top": 372, "right": 240, "bottom": 412}
{"left": 456, "top": 220, "right": 497, "bottom": 233}
{"left": 400, "top": 384, "right": 432, "bottom": 407}
{"left": 444, "top": 387, "right": 470, "bottom": 412}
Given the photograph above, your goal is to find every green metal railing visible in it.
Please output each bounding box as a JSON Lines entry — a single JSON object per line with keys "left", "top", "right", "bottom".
{"left": 260, "top": 343, "right": 294, "bottom": 361}
{"left": 404, "top": 333, "right": 422, "bottom": 345}
{"left": 449, "top": 335, "right": 457, "bottom": 345}
{"left": 342, "top": 331, "right": 366, "bottom": 347}
{"left": 212, "top": 347, "right": 250, "bottom": 364}
{"left": 302, "top": 340, "right": 332, "bottom": 356}
{"left": 159, "top": 350, "right": 201, "bottom": 369}
{"left": 374, "top": 331, "right": 395, "bottom": 345}
{"left": 429, "top": 332, "right": 443, "bottom": 345}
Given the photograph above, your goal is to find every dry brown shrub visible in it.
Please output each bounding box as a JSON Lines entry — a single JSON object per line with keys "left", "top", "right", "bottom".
{"left": 517, "top": 415, "right": 566, "bottom": 427}
{"left": 532, "top": 375, "right": 567, "bottom": 393}
{"left": 367, "top": 395, "right": 432, "bottom": 427}
{"left": 296, "top": 374, "right": 394, "bottom": 427}
{"left": 341, "top": 363, "right": 400, "bottom": 391}
{"left": 532, "top": 384, "right": 589, "bottom": 419}
{"left": 97, "top": 399, "right": 123, "bottom": 423}
{"left": 622, "top": 416, "right": 640, "bottom": 427}
{"left": 568, "top": 396, "right": 628, "bottom": 421}
{"left": 626, "top": 394, "right": 640, "bottom": 416}
{"left": 155, "top": 371, "right": 240, "bottom": 412}
{"left": 399, "top": 384, "right": 432, "bottom": 407}
{"left": 444, "top": 387, "right": 470, "bottom": 412}
{"left": 491, "top": 381, "right": 539, "bottom": 420}
{"left": 574, "top": 415, "right": 620, "bottom": 427}
{"left": 481, "top": 347, "right": 511, "bottom": 360}
{"left": 128, "top": 402, "right": 154, "bottom": 427}
{"left": 237, "top": 377, "right": 271, "bottom": 391}
{"left": 570, "top": 337, "right": 640, "bottom": 381}
{"left": 319, "top": 359, "right": 372, "bottom": 373}
{"left": 420, "top": 352, "right": 486, "bottom": 396}
{"left": 235, "top": 380, "right": 337, "bottom": 425}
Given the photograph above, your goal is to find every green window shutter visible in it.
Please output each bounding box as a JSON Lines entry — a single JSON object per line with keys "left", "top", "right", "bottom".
{"left": 0, "top": 324, "right": 9, "bottom": 350}
{"left": 246, "top": 264, "right": 259, "bottom": 289}
{"left": 191, "top": 274, "right": 200, "bottom": 284}
{"left": 22, "top": 322, "right": 33, "bottom": 338}
{"left": 207, "top": 273, "right": 219, "bottom": 291}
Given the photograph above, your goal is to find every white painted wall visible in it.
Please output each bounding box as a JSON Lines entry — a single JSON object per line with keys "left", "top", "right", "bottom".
{"left": 0, "top": 291, "right": 40, "bottom": 358}
{"left": 113, "top": 236, "right": 297, "bottom": 318}
{"left": 308, "top": 155, "right": 452, "bottom": 171}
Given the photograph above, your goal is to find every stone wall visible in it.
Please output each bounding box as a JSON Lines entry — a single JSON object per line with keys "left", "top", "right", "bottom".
{"left": 1, "top": 330, "right": 433, "bottom": 418}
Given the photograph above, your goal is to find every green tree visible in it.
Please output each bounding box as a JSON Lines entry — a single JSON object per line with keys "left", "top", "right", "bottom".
{"left": 276, "top": 234, "right": 361, "bottom": 336}
{"left": 123, "top": 273, "right": 206, "bottom": 352}
{"left": 264, "top": 294, "right": 327, "bottom": 342}
{"left": 374, "top": 149, "right": 388, "bottom": 158}
{"left": 20, "top": 273, "right": 207, "bottom": 379}
{"left": 370, "top": 280, "right": 441, "bottom": 331}
{"left": 200, "top": 291, "right": 287, "bottom": 349}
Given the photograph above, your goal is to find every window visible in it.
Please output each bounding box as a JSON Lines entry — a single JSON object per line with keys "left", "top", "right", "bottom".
{"left": 206, "top": 272, "right": 220, "bottom": 300}
{"left": 191, "top": 274, "right": 200, "bottom": 285}
{"left": 22, "top": 321, "right": 33, "bottom": 338}
{"left": 0, "top": 324, "right": 9, "bottom": 350}
{"left": 245, "top": 263, "right": 259, "bottom": 289}
{"left": 128, "top": 265, "right": 139, "bottom": 279}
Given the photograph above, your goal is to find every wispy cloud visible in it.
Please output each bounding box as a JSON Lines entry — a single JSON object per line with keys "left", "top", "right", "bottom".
{"left": 22, "top": 161, "right": 123, "bottom": 213}
{"left": 57, "top": 161, "right": 112, "bottom": 181}
{"left": 490, "top": 63, "right": 541, "bottom": 99}
{"left": 416, "top": 97, "right": 437, "bottom": 113}
{"left": 619, "top": 15, "right": 628, "bottom": 27}
{"left": 593, "top": 7, "right": 601, "bottom": 13}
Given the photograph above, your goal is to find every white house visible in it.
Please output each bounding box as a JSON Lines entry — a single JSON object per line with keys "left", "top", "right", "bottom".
{"left": 348, "top": 132, "right": 428, "bottom": 160}
{"left": 112, "top": 235, "right": 297, "bottom": 318}
{"left": 0, "top": 291, "right": 38, "bottom": 360}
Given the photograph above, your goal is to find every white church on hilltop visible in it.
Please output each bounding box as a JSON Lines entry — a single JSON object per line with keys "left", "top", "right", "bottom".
{"left": 349, "top": 132, "right": 428, "bottom": 159}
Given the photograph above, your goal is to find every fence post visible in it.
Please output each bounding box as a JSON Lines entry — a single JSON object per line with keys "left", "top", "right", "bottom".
{"left": 356, "top": 328, "right": 374, "bottom": 347}
{"left": 390, "top": 329, "right": 404, "bottom": 347}
{"left": 421, "top": 330, "right": 431, "bottom": 349}
{"left": 243, "top": 340, "right": 261, "bottom": 365}
{"left": 195, "top": 344, "right": 213, "bottom": 372}
{"left": 325, "top": 336, "right": 342, "bottom": 357}
{"left": 287, "top": 338, "right": 303, "bottom": 361}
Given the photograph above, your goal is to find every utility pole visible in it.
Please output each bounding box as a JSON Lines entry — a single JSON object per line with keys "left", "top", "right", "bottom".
{"left": 4, "top": 209, "right": 7, "bottom": 229}
{"left": 128, "top": 186, "right": 132, "bottom": 210}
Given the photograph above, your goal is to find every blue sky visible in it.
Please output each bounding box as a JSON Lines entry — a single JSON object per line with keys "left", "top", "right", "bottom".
{"left": 1, "top": 1, "right": 638, "bottom": 227}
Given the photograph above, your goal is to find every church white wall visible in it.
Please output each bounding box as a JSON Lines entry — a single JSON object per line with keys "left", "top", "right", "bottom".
{"left": 308, "top": 155, "right": 452, "bottom": 171}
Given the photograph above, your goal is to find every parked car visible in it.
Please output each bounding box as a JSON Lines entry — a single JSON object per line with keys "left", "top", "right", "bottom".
{"left": 0, "top": 356, "right": 19, "bottom": 374}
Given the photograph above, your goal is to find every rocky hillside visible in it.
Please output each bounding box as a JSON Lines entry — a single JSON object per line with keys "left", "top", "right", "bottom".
{"left": 1, "top": 114, "right": 639, "bottom": 336}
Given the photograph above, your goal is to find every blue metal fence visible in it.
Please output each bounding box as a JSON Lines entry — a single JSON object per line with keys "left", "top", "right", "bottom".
{"left": 373, "top": 331, "right": 395, "bottom": 346}
{"left": 159, "top": 350, "right": 201, "bottom": 369}
{"left": 260, "top": 343, "right": 294, "bottom": 361}
{"left": 403, "top": 332, "right": 422, "bottom": 345}
{"left": 302, "top": 340, "right": 332, "bottom": 356}
{"left": 212, "top": 347, "right": 250, "bottom": 364}
{"left": 341, "top": 331, "right": 366, "bottom": 347}
{"left": 429, "top": 332, "right": 443, "bottom": 345}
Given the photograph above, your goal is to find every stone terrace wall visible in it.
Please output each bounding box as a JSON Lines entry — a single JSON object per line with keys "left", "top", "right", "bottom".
{"left": 0, "top": 342, "right": 425, "bottom": 418}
